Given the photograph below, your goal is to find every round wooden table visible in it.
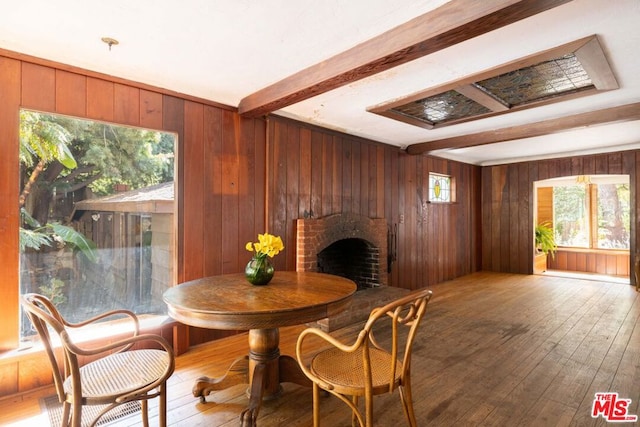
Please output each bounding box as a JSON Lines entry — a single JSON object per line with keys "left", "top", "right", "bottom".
{"left": 163, "top": 271, "right": 356, "bottom": 426}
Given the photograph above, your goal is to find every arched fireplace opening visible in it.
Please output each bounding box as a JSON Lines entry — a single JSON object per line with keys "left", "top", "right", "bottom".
{"left": 317, "top": 238, "right": 379, "bottom": 289}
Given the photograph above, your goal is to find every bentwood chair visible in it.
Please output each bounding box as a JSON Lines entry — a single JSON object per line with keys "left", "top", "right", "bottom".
{"left": 20, "top": 293, "right": 175, "bottom": 427}
{"left": 296, "top": 288, "right": 433, "bottom": 427}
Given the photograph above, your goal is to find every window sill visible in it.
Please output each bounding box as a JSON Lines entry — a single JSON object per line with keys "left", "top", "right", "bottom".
{"left": 556, "top": 247, "right": 630, "bottom": 256}
{"left": 0, "top": 314, "right": 174, "bottom": 364}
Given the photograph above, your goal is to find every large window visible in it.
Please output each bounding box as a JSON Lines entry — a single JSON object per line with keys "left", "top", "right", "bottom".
{"left": 19, "top": 110, "right": 176, "bottom": 341}
{"left": 551, "top": 175, "right": 629, "bottom": 250}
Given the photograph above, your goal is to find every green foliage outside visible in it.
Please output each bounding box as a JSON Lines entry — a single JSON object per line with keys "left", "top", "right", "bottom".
{"left": 19, "top": 110, "right": 174, "bottom": 315}
{"left": 553, "top": 183, "right": 629, "bottom": 249}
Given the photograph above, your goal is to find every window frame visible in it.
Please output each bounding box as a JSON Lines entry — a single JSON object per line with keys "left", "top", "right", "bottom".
{"left": 545, "top": 175, "right": 630, "bottom": 251}
{"left": 428, "top": 172, "right": 455, "bottom": 204}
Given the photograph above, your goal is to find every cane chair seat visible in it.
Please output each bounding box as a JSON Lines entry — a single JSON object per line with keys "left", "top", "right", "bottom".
{"left": 311, "top": 346, "right": 402, "bottom": 396}
{"left": 20, "top": 293, "right": 174, "bottom": 427}
{"left": 297, "top": 288, "right": 433, "bottom": 427}
{"left": 66, "top": 349, "right": 172, "bottom": 402}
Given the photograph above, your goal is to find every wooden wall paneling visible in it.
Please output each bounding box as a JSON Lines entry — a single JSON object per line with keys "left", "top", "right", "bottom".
{"left": 0, "top": 57, "right": 21, "bottom": 351}
{"left": 162, "top": 95, "right": 185, "bottom": 281}
{"left": 331, "top": 136, "right": 343, "bottom": 214}
{"left": 396, "top": 153, "right": 408, "bottom": 288}
{"left": 518, "top": 162, "right": 532, "bottom": 273}
{"left": 570, "top": 156, "right": 583, "bottom": 176}
{"left": 139, "top": 89, "right": 163, "bottom": 130}
{"left": 341, "top": 138, "right": 353, "bottom": 214}
{"left": 237, "top": 116, "right": 258, "bottom": 275}
{"left": 424, "top": 157, "right": 435, "bottom": 287}
{"left": 396, "top": 152, "right": 408, "bottom": 287}
{"left": 454, "top": 162, "right": 465, "bottom": 276}
{"left": 362, "top": 143, "right": 372, "bottom": 217}
{"left": 537, "top": 160, "right": 549, "bottom": 181}
{"left": 415, "top": 156, "right": 425, "bottom": 287}
{"left": 622, "top": 152, "right": 634, "bottom": 281}
{"left": 629, "top": 152, "right": 638, "bottom": 284}
{"left": 21, "top": 62, "right": 55, "bottom": 111}
{"left": 350, "top": 140, "right": 361, "bottom": 215}
{"left": 605, "top": 254, "right": 616, "bottom": 275}
{"left": 481, "top": 166, "right": 493, "bottom": 271}
{"left": 86, "top": 77, "right": 114, "bottom": 122}
{"left": 556, "top": 251, "right": 567, "bottom": 271}
{"left": 407, "top": 155, "right": 418, "bottom": 287}
{"left": 596, "top": 253, "right": 606, "bottom": 274}
{"left": 472, "top": 165, "right": 483, "bottom": 272}
{"left": 616, "top": 254, "right": 628, "bottom": 276}
{"left": 182, "top": 100, "right": 206, "bottom": 279}
{"left": 582, "top": 155, "right": 596, "bottom": 175}
{"left": 587, "top": 252, "right": 597, "bottom": 273}
{"left": 462, "top": 163, "right": 472, "bottom": 273}
{"left": 595, "top": 154, "right": 609, "bottom": 175}
{"left": 438, "top": 160, "right": 447, "bottom": 281}
{"left": 608, "top": 152, "right": 622, "bottom": 174}
{"left": 55, "top": 70, "right": 86, "bottom": 116}
{"left": 436, "top": 158, "right": 447, "bottom": 282}
{"left": 441, "top": 159, "right": 451, "bottom": 282}
{"left": 576, "top": 252, "right": 587, "bottom": 272}
{"left": 495, "top": 166, "right": 509, "bottom": 272}
{"left": 566, "top": 251, "right": 577, "bottom": 271}
{"left": 221, "top": 110, "right": 240, "bottom": 273}
{"left": 365, "top": 145, "right": 373, "bottom": 217}
{"left": 406, "top": 155, "right": 418, "bottom": 289}
{"left": 449, "top": 162, "right": 458, "bottom": 277}
{"left": 375, "top": 146, "right": 385, "bottom": 219}
{"left": 310, "top": 131, "right": 323, "bottom": 218}
{"left": 449, "top": 161, "right": 460, "bottom": 280}
{"left": 298, "top": 127, "right": 312, "bottom": 221}
{"left": 508, "top": 165, "right": 520, "bottom": 273}
{"left": 202, "top": 106, "right": 223, "bottom": 277}
{"left": 544, "top": 158, "right": 556, "bottom": 179}
{"left": 320, "top": 133, "right": 332, "bottom": 217}
{"left": 269, "top": 120, "right": 289, "bottom": 270}
{"left": 387, "top": 148, "right": 399, "bottom": 286}
{"left": 253, "top": 118, "right": 267, "bottom": 248}
{"left": 284, "top": 123, "right": 300, "bottom": 270}
{"left": 114, "top": 83, "right": 140, "bottom": 126}
{"left": 557, "top": 157, "right": 572, "bottom": 178}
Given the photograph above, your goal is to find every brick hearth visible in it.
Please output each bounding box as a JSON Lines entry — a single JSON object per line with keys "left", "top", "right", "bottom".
{"left": 309, "top": 286, "right": 409, "bottom": 331}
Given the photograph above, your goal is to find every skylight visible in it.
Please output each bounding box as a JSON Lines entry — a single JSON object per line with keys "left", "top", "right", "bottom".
{"left": 369, "top": 36, "right": 617, "bottom": 129}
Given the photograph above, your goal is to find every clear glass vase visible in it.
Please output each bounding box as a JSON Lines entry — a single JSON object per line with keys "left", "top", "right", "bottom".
{"left": 245, "top": 255, "right": 274, "bottom": 286}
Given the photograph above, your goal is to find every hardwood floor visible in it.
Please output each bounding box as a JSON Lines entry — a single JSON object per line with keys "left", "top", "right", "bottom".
{"left": 1, "top": 272, "right": 638, "bottom": 426}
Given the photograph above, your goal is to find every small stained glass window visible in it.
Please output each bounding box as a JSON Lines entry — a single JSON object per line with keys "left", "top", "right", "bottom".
{"left": 429, "top": 173, "right": 451, "bottom": 203}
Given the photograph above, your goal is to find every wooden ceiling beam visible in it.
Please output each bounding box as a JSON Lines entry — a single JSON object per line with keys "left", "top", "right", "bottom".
{"left": 405, "top": 102, "right": 640, "bottom": 155}
{"left": 238, "top": 0, "right": 572, "bottom": 117}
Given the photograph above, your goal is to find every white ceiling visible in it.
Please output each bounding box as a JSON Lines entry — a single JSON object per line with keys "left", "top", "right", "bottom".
{"left": 1, "top": 0, "right": 639, "bottom": 165}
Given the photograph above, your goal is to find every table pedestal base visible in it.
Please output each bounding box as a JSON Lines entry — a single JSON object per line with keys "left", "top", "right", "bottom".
{"left": 192, "top": 328, "right": 312, "bottom": 426}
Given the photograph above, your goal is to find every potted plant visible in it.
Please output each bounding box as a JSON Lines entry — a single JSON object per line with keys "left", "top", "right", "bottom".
{"left": 534, "top": 222, "right": 557, "bottom": 274}
{"left": 535, "top": 222, "right": 557, "bottom": 258}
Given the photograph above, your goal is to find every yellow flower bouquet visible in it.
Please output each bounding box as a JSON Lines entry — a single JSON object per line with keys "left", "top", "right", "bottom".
{"left": 244, "top": 233, "right": 284, "bottom": 285}
{"left": 245, "top": 233, "right": 284, "bottom": 259}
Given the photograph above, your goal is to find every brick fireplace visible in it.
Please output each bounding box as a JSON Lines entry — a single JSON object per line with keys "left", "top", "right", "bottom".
{"left": 296, "top": 213, "right": 388, "bottom": 288}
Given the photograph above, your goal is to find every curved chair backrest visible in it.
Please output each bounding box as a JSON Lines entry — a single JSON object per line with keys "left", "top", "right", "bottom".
{"left": 20, "top": 293, "right": 75, "bottom": 402}
{"left": 361, "top": 288, "right": 432, "bottom": 392}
